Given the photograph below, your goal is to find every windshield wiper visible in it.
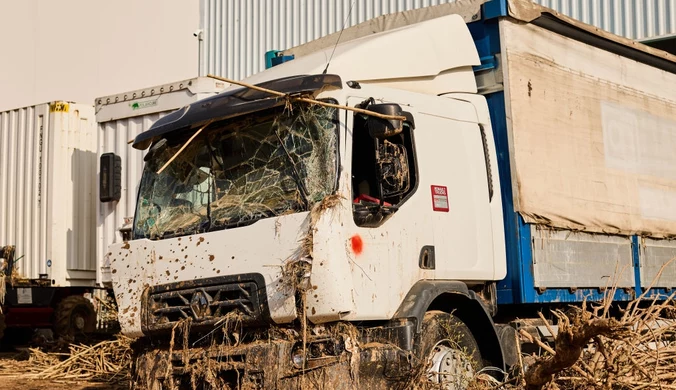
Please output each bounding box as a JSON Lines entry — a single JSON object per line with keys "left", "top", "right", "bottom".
{"left": 273, "top": 129, "right": 309, "bottom": 207}
{"left": 208, "top": 218, "right": 258, "bottom": 232}
{"left": 157, "top": 223, "right": 209, "bottom": 239}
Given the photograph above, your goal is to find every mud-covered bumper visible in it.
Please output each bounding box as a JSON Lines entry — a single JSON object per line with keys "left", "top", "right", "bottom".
{"left": 134, "top": 337, "right": 410, "bottom": 389}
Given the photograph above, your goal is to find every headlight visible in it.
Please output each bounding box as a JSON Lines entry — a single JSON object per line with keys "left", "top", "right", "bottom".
{"left": 291, "top": 350, "right": 305, "bottom": 369}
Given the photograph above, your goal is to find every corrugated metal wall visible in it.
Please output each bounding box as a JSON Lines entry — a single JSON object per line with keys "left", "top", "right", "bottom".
{"left": 0, "top": 103, "right": 97, "bottom": 285}
{"left": 200, "top": 0, "right": 676, "bottom": 80}
{"left": 199, "top": 0, "right": 458, "bottom": 80}
{"left": 97, "top": 114, "right": 155, "bottom": 274}
{"left": 536, "top": 0, "right": 676, "bottom": 40}
{"left": 0, "top": 104, "right": 49, "bottom": 281}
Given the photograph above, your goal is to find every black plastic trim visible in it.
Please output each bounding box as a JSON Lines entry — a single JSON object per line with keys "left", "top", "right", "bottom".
{"left": 393, "top": 280, "right": 506, "bottom": 370}
{"left": 418, "top": 246, "right": 436, "bottom": 270}
{"left": 479, "top": 124, "right": 494, "bottom": 202}
{"left": 393, "top": 280, "right": 470, "bottom": 329}
{"left": 132, "top": 74, "right": 342, "bottom": 149}
{"left": 141, "top": 273, "right": 271, "bottom": 335}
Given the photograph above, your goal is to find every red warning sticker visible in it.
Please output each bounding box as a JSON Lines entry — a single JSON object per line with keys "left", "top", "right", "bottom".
{"left": 431, "top": 185, "right": 449, "bottom": 212}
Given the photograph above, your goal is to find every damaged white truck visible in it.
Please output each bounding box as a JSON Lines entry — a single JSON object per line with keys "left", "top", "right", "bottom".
{"left": 108, "top": 0, "right": 676, "bottom": 388}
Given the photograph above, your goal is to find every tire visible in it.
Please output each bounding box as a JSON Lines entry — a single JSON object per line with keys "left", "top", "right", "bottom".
{"left": 415, "top": 311, "right": 483, "bottom": 390}
{"left": 54, "top": 295, "right": 96, "bottom": 339}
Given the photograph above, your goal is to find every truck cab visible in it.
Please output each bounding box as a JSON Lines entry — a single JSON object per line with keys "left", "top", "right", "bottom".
{"left": 110, "top": 12, "right": 508, "bottom": 389}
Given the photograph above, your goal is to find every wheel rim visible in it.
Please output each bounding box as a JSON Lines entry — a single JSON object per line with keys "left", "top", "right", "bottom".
{"left": 74, "top": 314, "right": 86, "bottom": 331}
{"left": 427, "top": 340, "right": 475, "bottom": 390}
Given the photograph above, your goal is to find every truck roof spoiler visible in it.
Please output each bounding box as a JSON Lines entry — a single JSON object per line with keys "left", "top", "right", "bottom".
{"left": 131, "top": 74, "right": 342, "bottom": 150}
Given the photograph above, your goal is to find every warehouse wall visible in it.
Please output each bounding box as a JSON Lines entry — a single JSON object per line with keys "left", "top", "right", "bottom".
{"left": 537, "top": 0, "right": 676, "bottom": 40}
{"left": 0, "top": 0, "right": 200, "bottom": 112}
{"left": 199, "top": 0, "right": 676, "bottom": 81}
{"left": 198, "top": 0, "right": 460, "bottom": 80}
{"left": 2, "top": 1, "right": 674, "bottom": 112}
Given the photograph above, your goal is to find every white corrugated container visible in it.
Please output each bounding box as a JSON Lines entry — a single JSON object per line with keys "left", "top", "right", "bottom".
{"left": 199, "top": 0, "right": 676, "bottom": 80}
{"left": 95, "top": 77, "right": 228, "bottom": 286}
{"left": 0, "top": 102, "right": 97, "bottom": 286}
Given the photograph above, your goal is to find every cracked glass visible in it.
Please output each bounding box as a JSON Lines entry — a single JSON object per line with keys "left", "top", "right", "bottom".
{"left": 133, "top": 103, "right": 338, "bottom": 239}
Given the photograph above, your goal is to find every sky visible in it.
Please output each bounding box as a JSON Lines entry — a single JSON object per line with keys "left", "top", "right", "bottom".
{"left": 0, "top": 0, "right": 199, "bottom": 111}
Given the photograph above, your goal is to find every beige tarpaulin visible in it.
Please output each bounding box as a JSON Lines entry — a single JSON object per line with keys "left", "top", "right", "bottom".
{"left": 502, "top": 19, "right": 676, "bottom": 238}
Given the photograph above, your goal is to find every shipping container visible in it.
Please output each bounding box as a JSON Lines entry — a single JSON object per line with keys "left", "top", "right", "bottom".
{"left": 95, "top": 77, "right": 228, "bottom": 286}
{"left": 0, "top": 101, "right": 97, "bottom": 286}
{"left": 198, "top": 0, "right": 676, "bottom": 81}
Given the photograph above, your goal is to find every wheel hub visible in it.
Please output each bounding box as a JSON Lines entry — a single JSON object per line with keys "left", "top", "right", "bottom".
{"left": 74, "top": 314, "right": 86, "bottom": 331}
{"left": 428, "top": 341, "right": 475, "bottom": 390}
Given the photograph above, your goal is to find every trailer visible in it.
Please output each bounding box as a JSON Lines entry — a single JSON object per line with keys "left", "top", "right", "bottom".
{"left": 107, "top": 0, "right": 676, "bottom": 388}
{"left": 0, "top": 101, "right": 100, "bottom": 342}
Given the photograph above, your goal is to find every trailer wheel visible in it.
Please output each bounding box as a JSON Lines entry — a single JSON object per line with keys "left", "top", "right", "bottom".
{"left": 0, "top": 312, "right": 5, "bottom": 341}
{"left": 54, "top": 295, "right": 96, "bottom": 339}
{"left": 416, "top": 311, "right": 482, "bottom": 389}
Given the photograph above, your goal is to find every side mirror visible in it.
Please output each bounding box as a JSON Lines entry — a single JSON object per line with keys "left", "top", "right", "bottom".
{"left": 366, "top": 103, "right": 404, "bottom": 138}
{"left": 100, "top": 153, "right": 122, "bottom": 202}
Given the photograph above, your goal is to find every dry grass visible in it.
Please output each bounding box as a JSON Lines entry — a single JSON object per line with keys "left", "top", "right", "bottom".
{"left": 0, "top": 336, "right": 132, "bottom": 384}
{"left": 529, "top": 296, "right": 676, "bottom": 389}
{"left": 4, "top": 256, "right": 676, "bottom": 389}
{"left": 477, "top": 261, "right": 676, "bottom": 390}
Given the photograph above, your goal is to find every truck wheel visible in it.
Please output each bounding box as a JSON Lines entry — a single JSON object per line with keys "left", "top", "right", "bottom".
{"left": 54, "top": 295, "right": 96, "bottom": 339}
{"left": 416, "top": 311, "right": 482, "bottom": 390}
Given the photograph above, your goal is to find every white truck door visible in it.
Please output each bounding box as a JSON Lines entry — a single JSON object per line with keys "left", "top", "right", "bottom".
{"left": 414, "top": 102, "right": 495, "bottom": 282}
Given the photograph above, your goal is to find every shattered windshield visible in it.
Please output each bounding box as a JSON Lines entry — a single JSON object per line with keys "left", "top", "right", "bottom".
{"left": 133, "top": 103, "right": 338, "bottom": 239}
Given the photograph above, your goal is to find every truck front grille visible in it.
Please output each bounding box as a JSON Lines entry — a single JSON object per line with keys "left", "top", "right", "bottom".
{"left": 143, "top": 274, "right": 268, "bottom": 333}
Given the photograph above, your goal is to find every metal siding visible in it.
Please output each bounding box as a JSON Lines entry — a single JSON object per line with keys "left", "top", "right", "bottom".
{"left": 0, "top": 103, "right": 97, "bottom": 285}
{"left": 97, "top": 113, "right": 158, "bottom": 276}
{"left": 531, "top": 227, "right": 635, "bottom": 289}
{"left": 640, "top": 237, "right": 676, "bottom": 287}
{"left": 201, "top": 0, "right": 676, "bottom": 79}
{"left": 200, "top": 0, "right": 458, "bottom": 80}
{"left": 535, "top": 0, "right": 676, "bottom": 40}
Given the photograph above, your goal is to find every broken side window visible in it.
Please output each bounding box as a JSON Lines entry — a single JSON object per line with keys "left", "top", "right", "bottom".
{"left": 351, "top": 107, "right": 417, "bottom": 227}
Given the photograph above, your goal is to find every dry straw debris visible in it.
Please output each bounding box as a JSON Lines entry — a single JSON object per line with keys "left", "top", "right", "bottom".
{"left": 487, "top": 259, "right": 676, "bottom": 390}
{"left": 0, "top": 336, "right": 132, "bottom": 384}
{"left": 3, "top": 286, "right": 676, "bottom": 389}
